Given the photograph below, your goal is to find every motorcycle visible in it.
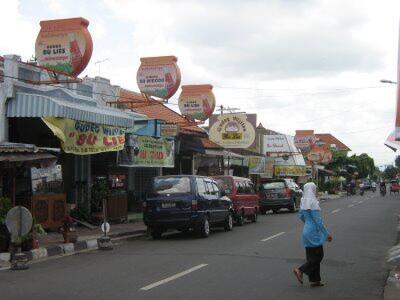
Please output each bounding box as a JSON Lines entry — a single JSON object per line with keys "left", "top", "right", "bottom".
{"left": 346, "top": 184, "right": 356, "bottom": 196}
{"left": 380, "top": 186, "right": 386, "bottom": 196}
{"left": 360, "top": 188, "right": 364, "bottom": 196}
{"left": 372, "top": 186, "right": 376, "bottom": 192}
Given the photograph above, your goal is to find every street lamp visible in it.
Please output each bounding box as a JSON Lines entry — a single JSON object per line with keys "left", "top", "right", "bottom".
{"left": 381, "top": 79, "right": 398, "bottom": 84}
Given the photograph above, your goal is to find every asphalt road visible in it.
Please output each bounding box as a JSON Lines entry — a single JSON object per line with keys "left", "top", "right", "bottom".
{"left": 1, "top": 191, "right": 399, "bottom": 300}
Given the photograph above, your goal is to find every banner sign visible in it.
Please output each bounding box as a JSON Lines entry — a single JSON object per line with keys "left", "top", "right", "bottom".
{"left": 178, "top": 85, "right": 216, "bottom": 121}
{"left": 294, "top": 131, "right": 316, "bottom": 153}
{"left": 160, "top": 124, "right": 179, "bottom": 137}
{"left": 275, "top": 165, "right": 307, "bottom": 177}
{"left": 247, "top": 156, "right": 266, "bottom": 174}
{"left": 307, "top": 144, "right": 333, "bottom": 164}
{"left": 137, "top": 56, "right": 181, "bottom": 99}
{"left": 264, "top": 134, "right": 305, "bottom": 166}
{"left": 118, "top": 135, "right": 175, "bottom": 168}
{"left": 209, "top": 113, "right": 256, "bottom": 148}
{"left": 42, "top": 117, "right": 125, "bottom": 155}
{"left": 35, "top": 17, "right": 93, "bottom": 76}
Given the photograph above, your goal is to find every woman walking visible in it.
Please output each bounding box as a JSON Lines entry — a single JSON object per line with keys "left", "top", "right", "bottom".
{"left": 293, "top": 179, "right": 332, "bottom": 287}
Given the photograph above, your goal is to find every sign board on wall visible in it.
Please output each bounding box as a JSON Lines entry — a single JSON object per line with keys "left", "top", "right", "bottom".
{"left": 118, "top": 135, "right": 175, "bottom": 168}
{"left": 160, "top": 124, "right": 179, "bottom": 137}
{"left": 137, "top": 56, "right": 181, "bottom": 99}
{"left": 209, "top": 113, "right": 256, "bottom": 148}
{"left": 178, "top": 85, "right": 216, "bottom": 121}
{"left": 42, "top": 117, "right": 125, "bottom": 154}
{"left": 35, "top": 17, "right": 93, "bottom": 76}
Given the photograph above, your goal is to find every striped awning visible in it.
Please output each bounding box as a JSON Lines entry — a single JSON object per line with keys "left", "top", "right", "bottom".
{"left": 7, "top": 92, "right": 138, "bottom": 128}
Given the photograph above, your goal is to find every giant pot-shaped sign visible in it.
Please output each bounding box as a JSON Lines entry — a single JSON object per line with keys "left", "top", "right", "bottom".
{"left": 137, "top": 56, "right": 181, "bottom": 99}
{"left": 178, "top": 84, "right": 216, "bottom": 121}
{"left": 35, "top": 17, "right": 93, "bottom": 76}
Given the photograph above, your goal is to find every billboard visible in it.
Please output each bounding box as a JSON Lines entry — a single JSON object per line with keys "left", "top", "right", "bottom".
{"left": 35, "top": 17, "right": 93, "bottom": 76}
{"left": 264, "top": 134, "right": 305, "bottom": 166}
{"left": 294, "top": 131, "right": 316, "bottom": 153}
{"left": 137, "top": 56, "right": 181, "bottom": 99}
{"left": 209, "top": 113, "right": 256, "bottom": 148}
{"left": 118, "top": 135, "right": 174, "bottom": 168}
{"left": 178, "top": 84, "right": 216, "bottom": 121}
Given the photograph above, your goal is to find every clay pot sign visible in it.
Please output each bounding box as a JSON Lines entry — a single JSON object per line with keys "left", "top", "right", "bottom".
{"left": 137, "top": 56, "right": 181, "bottom": 100}
{"left": 178, "top": 84, "right": 216, "bottom": 121}
{"left": 35, "top": 17, "right": 93, "bottom": 76}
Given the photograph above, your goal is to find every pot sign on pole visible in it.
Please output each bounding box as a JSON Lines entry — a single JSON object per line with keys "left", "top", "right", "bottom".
{"left": 137, "top": 56, "right": 181, "bottom": 100}
{"left": 178, "top": 84, "right": 216, "bottom": 121}
{"left": 35, "top": 17, "right": 93, "bottom": 76}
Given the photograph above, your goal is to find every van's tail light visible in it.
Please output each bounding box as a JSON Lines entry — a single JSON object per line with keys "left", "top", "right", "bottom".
{"left": 191, "top": 200, "right": 198, "bottom": 211}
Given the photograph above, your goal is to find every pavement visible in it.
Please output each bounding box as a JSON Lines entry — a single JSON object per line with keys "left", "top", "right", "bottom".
{"left": 0, "top": 191, "right": 399, "bottom": 300}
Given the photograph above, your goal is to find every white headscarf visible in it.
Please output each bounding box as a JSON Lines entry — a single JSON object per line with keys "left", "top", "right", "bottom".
{"left": 300, "top": 181, "right": 320, "bottom": 210}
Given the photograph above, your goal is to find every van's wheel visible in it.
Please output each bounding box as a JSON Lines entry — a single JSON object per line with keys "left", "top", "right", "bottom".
{"left": 150, "top": 228, "right": 163, "bottom": 239}
{"left": 272, "top": 209, "right": 279, "bottom": 214}
{"left": 224, "top": 213, "right": 233, "bottom": 231}
{"left": 250, "top": 211, "right": 258, "bottom": 223}
{"left": 197, "top": 216, "right": 210, "bottom": 238}
{"left": 236, "top": 211, "right": 245, "bottom": 226}
{"left": 289, "top": 199, "right": 297, "bottom": 213}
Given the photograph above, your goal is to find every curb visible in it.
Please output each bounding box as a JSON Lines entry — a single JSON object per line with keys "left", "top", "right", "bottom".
{"left": 0, "top": 229, "right": 147, "bottom": 267}
{"left": 384, "top": 215, "right": 400, "bottom": 299}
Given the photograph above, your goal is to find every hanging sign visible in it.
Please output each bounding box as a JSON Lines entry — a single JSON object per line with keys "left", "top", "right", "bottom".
{"left": 306, "top": 144, "right": 333, "bottom": 164}
{"left": 178, "top": 84, "right": 216, "bottom": 121}
{"left": 209, "top": 113, "right": 256, "bottom": 148}
{"left": 42, "top": 117, "right": 125, "bottom": 155}
{"left": 160, "top": 124, "right": 179, "bottom": 137}
{"left": 35, "top": 17, "right": 93, "bottom": 76}
{"left": 136, "top": 56, "right": 181, "bottom": 99}
{"left": 118, "top": 134, "right": 175, "bottom": 168}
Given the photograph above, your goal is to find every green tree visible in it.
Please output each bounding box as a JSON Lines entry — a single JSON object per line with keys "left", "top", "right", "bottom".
{"left": 383, "top": 165, "right": 399, "bottom": 180}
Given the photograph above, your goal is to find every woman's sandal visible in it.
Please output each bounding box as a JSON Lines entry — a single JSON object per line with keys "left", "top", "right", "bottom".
{"left": 310, "top": 282, "right": 325, "bottom": 287}
{"left": 293, "top": 268, "right": 303, "bottom": 284}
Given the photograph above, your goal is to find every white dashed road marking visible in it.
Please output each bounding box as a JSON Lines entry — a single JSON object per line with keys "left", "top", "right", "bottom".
{"left": 140, "top": 264, "right": 208, "bottom": 291}
{"left": 331, "top": 209, "right": 341, "bottom": 214}
{"left": 348, "top": 204, "right": 354, "bottom": 207}
{"left": 261, "top": 232, "right": 285, "bottom": 242}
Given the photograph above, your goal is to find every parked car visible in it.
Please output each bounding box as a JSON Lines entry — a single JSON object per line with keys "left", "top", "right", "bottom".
{"left": 259, "top": 179, "right": 300, "bottom": 214}
{"left": 213, "top": 176, "right": 259, "bottom": 226}
{"left": 143, "top": 175, "right": 233, "bottom": 239}
{"left": 390, "top": 180, "right": 400, "bottom": 194}
{"left": 284, "top": 178, "right": 303, "bottom": 199}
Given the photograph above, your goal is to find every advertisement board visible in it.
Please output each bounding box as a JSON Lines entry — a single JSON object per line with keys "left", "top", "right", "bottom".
{"left": 178, "top": 85, "right": 216, "bottom": 121}
{"left": 264, "top": 134, "right": 305, "bottom": 166}
{"left": 209, "top": 113, "right": 256, "bottom": 148}
{"left": 137, "top": 56, "right": 181, "bottom": 99}
{"left": 275, "top": 165, "right": 307, "bottom": 177}
{"left": 118, "top": 135, "right": 174, "bottom": 168}
{"left": 160, "top": 124, "right": 179, "bottom": 137}
{"left": 247, "top": 156, "right": 266, "bottom": 174}
{"left": 35, "top": 17, "right": 93, "bottom": 76}
{"left": 307, "top": 144, "right": 333, "bottom": 164}
{"left": 42, "top": 117, "right": 125, "bottom": 154}
{"left": 294, "top": 132, "right": 316, "bottom": 153}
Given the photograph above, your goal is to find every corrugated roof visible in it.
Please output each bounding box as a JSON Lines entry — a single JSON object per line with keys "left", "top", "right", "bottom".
{"left": 7, "top": 92, "right": 136, "bottom": 128}
{"left": 315, "top": 133, "right": 351, "bottom": 151}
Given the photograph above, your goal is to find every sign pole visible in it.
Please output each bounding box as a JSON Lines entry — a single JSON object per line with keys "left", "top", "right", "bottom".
{"left": 98, "top": 196, "right": 113, "bottom": 250}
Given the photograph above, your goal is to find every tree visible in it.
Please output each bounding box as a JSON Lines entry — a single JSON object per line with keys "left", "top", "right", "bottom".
{"left": 383, "top": 165, "right": 399, "bottom": 180}
{"left": 326, "top": 151, "right": 376, "bottom": 179}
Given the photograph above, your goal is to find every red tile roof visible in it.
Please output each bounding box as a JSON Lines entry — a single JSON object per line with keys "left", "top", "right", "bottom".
{"left": 315, "top": 133, "right": 351, "bottom": 151}
{"left": 200, "top": 137, "right": 222, "bottom": 149}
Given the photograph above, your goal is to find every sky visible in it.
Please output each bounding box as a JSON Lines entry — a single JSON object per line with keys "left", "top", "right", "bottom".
{"left": 1, "top": 0, "right": 400, "bottom": 166}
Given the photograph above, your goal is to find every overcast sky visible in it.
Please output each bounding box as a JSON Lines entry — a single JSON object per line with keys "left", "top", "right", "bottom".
{"left": 2, "top": 0, "right": 400, "bottom": 166}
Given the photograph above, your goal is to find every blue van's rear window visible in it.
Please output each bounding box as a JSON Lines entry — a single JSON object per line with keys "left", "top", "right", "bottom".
{"left": 154, "top": 177, "right": 191, "bottom": 194}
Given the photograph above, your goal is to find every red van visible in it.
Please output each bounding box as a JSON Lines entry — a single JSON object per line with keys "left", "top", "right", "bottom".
{"left": 213, "top": 176, "right": 260, "bottom": 225}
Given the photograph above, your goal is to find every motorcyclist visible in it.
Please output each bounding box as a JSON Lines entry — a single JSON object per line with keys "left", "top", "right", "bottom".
{"left": 371, "top": 181, "right": 377, "bottom": 192}
{"left": 380, "top": 180, "right": 386, "bottom": 195}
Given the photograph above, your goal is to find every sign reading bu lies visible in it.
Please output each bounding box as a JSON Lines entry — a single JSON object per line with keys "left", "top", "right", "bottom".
{"left": 178, "top": 85, "right": 216, "bottom": 121}
{"left": 137, "top": 56, "right": 181, "bottom": 99}
{"left": 35, "top": 17, "right": 93, "bottom": 76}
{"left": 209, "top": 113, "right": 256, "bottom": 148}
{"left": 42, "top": 117, "right": 125, "bottom": 155}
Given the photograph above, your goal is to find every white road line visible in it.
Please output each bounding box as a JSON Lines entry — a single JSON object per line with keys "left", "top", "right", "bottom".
{"left": 331, "top": 209, "right": 341, "bottom": 214}
{"left": 348, "top": 204, "right": 354, "bottom": 207}
{"left": 140, "top": 264, "right": 208, "bottom": 291}
{"left": 260, "top": 232, "right": 285, "bottom": 242}
{"left": 358, "top": 201, "right": 363, "bottom": 204}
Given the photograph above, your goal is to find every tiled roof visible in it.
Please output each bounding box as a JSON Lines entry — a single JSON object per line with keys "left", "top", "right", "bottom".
{"left": 117, "top": 89, "right": 204, "bottom": 134}
{"left": 315, "top": 133, "right": 351, "bottom": 151}
{"left": 295, "top": 130, "right": 314, "bottom": 137}
{"left": 200, "top": 137, "right": 222, "bottom": 149}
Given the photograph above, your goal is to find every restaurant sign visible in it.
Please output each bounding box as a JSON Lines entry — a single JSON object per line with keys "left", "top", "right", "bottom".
{"left": 160, "top": 124, "right": 179, "bottom": 137}
{"left": 137, "top": 56, "right": 181, "bottom": 99}
{"left": 42, "top": 117, "right": 125, "bottom": 155}
{"left": 209, "top": 113, "right": 256, "bottom": 148}
{"left": 178, "top": 85, "right": 216, "bottom": 121}
{"left": 118, "top": 135, "right": 174, "bottom": 168}
{"left": 35, "top": 18, "right": 93, "bottom": 76}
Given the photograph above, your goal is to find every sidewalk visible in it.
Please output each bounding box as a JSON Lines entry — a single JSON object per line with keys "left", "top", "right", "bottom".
{"left": 0, "top": 220, "right": 147, "bottom": 269}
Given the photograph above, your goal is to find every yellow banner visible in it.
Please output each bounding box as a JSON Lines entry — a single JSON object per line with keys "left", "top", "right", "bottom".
{"left": 42, "top": 117, "right": 126, "bottom": 155}
{"left": 275, "top": 165, "right": 307, "bottom": 177}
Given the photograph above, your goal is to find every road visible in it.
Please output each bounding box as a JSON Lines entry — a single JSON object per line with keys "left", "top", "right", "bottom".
{"left": 0, "top": 191, "right": 399, "bottom": 300}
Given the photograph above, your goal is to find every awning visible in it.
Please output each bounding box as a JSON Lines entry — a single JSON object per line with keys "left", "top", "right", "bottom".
{"left": 7, "top": 92, "right": 137, "bottom": 128}
{"left": 0, "top": 152, "right": 56, "bottom": 162}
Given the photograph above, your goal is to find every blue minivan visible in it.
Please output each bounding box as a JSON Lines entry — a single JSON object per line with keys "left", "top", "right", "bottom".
{"left": 143, "top": 175, "right": 233, "bottom": 239}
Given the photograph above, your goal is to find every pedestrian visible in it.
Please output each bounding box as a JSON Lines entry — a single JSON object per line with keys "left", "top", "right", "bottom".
{"left": 293, "top": 178, "right": 332, "bottom": 287}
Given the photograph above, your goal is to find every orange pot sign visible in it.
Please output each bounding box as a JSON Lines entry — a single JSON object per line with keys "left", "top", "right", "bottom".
{"left": 35, "top": 17, "right": 93, "bottom": 76}
{"left": 178, "top": 84, "right": 216, "bottom": 121}
{"left": 137, "top": 56, "right": 181, "bottom": 99}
